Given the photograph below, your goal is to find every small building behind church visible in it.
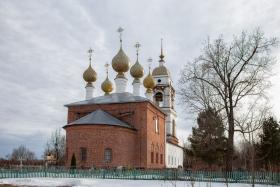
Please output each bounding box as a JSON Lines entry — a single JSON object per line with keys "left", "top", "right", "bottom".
{"left": 63, "top": 28, "right": 184, "bottom": 169}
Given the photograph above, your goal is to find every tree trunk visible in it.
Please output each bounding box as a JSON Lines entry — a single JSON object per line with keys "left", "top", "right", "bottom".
{"left": 226, "top": 96, "right": 235, "bottom": 171}
{"left": 251, "top": 133, "right": 255, "bottom": 187}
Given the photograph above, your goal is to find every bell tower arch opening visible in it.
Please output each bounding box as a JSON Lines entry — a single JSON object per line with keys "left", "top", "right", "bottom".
{"left": 154, "top": 92, "right": 163, "bottom": 107}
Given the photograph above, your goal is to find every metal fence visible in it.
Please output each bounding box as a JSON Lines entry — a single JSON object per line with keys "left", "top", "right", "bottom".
{"left": 0, "top": 168, "right": 279, "bottom": 185}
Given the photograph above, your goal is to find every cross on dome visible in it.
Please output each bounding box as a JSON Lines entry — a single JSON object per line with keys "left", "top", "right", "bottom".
{"left": 159, "top": 38, "right": 165, "bottom": 62}
{"left": 105, "top": 62, "right": 109, "bottom": 77}
{"left": 88, "top": 48, "right": 93, "bottom": 65}
{"left": 117, "top": 27, "right": 124, "bottom": 47}
{"left": 135, "top": 42, "right": 141, "bottom": 61}
{"left": 148, "top": 57, "right": 153, "bottom": 70}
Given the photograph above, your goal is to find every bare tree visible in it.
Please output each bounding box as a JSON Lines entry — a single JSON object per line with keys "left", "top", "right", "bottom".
{"left": 178, "top": 29, "right": 278, "bottom": 170}
{"left": 44, "top": 129, "right": 66, "bottom": 165}
{"left": 237, "top": 101, "right": 270, "bottom": 187}
{"left": 10, "top": 145, "right": 36, "bottom": 160}
{"left": 236, "top": 140, "right": 252, "bottom": 170}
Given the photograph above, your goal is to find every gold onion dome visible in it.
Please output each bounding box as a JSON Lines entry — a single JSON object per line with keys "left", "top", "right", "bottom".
{"left": 83, "top": 65, "right": 97, "bottom": 83}
{"left": 143, "top": 70, "right": 156, "bottom": 92}
{"left": 112, "top": 27, "right": 130, "bottom": 78}
{"left": 101, "top": 77, "right": 113, "bottom": 95}
{"left": 130, "top": 42, "right": 144, "bottom": 79}
{"left": 83, "top": 48, "right": 97, "bottom": 83}
{"left": 112, "top": 48, "right": 130, "bottom": 75}
{"left": 102, "top": 63, "right": 113, "bottom": 95}
{"left": 130, "top": 60, "right": 144, "bottom": 79}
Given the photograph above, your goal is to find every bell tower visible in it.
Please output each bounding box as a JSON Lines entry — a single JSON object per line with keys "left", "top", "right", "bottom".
{"left": 152, "top": 39, "right": 178, "bottom": 145}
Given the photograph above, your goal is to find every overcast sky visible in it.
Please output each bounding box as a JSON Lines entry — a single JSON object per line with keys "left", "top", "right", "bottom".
{"left": 0, "top": 0, "right": 279, "bottom": 158}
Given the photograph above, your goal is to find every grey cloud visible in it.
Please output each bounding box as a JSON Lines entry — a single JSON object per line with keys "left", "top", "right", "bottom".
{"left": 0, "top": 0, "right": 280, "bottom": 157}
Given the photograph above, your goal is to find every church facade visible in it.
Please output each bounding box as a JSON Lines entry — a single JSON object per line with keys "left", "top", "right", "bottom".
{"left": 63, "top": 29, "right": 184, "bottom": 169}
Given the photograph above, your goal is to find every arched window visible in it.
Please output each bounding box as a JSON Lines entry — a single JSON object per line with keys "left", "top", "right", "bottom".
{"left": 151, "top": 144, "right": 154, "bottom": 163}
{"left": 104, "top": 148, "right": 112, "bottom": 163}
{"left": 156, "top": 153, "right": 159, "bottom": 163}
{"left": 155, "top": 117, "right": 159, "bottom": 134}
{"left": 155, "top": 144, "right": 159, "bottom": 152}
{"left": 155, "top": 92, "right": 163, "bottom": 102}
{"left": 154, "top": 92, "right": 163, "bottom": 107}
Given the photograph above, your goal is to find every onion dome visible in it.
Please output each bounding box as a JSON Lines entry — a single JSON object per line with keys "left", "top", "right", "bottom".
{"left": 130, "top": 42, "right": 144, "bottom": 80}
{"left": 130, "top": 60, "right": 144, "bottom": 79}
{"left": 101, "top": 77, "right": 113, "bottom": 95}
{"left": 101, "top": 63, "right": 113, "bottom": 95}
{"left": 83, "top": 65, "right": 97, "bottom": 82}
{"left": 143, "top": 68, "right": 156, "bottom": 93}
{"left": 83, "top": 48, "right": 97, "bottom": 83}
{"left": 112, "top": 48, "right": 130, "bottom": 77}
{"left": 112, "top": 27, "right": 130, "bottom": 78}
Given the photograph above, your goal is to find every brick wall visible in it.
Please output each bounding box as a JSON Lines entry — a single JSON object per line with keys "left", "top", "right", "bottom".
{"left": 65, "top": 101, "right": 165, "bottom": 169}
{"left": 146, "top": 103, "right": 165, "bottom": 168}
{"left": 65, "top": 125, "right": 136, "bottom": 168}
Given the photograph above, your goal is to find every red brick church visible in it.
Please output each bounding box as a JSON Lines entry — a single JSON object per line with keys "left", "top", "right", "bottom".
{"left": 63, "top": 28, "right": 183, "bottom": 169}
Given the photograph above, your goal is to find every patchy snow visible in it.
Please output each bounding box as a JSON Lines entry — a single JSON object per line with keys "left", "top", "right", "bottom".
{"left": 0, "top": 178, "right": 275, "bottom": 187}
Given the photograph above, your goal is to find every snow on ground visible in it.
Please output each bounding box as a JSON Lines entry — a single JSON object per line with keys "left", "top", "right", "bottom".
{"left": 0, "top": 178, "right": 277, "bottom": 187}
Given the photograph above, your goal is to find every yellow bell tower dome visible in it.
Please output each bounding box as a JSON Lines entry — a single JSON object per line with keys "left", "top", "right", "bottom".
{"left": 152, "top": 39, "right": 170, "bottom": 77}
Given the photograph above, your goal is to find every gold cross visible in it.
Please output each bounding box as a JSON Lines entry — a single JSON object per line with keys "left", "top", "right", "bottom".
{"left": 135, "top": 42, "right": 141, "bottom": 60}
{"left": 117, "top": 27, "right": 124, "bottom": 46}
{"left": 148, "top": 57, "right": 153, "bottom": 72}
{"left": 105, "top": 62, "right": 109, "bottom": 76}
{"left": 88, "top": 48, "right": 93, "bottom": 65}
